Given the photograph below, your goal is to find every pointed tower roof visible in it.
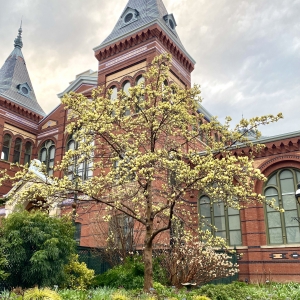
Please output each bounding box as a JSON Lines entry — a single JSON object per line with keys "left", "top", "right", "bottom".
{"left": 0, "top": 26, "right": 46, "bottom": 117}
{"left": 94, "top": 0, "right": 195, "bottom": 64}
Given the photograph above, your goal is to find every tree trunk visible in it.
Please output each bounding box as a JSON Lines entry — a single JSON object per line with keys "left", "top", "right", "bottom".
{"left": 143, "top": 240, "right": 153, "bottom": 291}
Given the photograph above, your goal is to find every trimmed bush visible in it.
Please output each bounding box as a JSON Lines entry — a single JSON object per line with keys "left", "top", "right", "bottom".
{"left": 62, "top": 254, "right": 94, "bottom": 290}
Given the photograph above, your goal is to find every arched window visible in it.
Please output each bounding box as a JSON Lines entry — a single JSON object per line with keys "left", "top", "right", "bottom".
{"left": 199, "top": 196, "right": 242, "bottom": 246}
{"left": 1, "top": 133, "right": 12, "bottom": 161}
{"left": 24, "top": 141, "right": 33, "bottom": 165}
{"left": 110, "top": 86, "right": 118, "bottom": 101}
{"left": 66, "top": 135, "right": 93, "bottom": 181}
{"left": 13, "top": 138, "right": 22, "bottom": 163}
{"left": 135, "top": 76, "right": 145, "bottom": 113}
{"left": 264, "top": 168, "right": 300, "bottom": 244}
{"left": 110, "top": 86, "right": 117, "bottom": 116}
{"left": 39, "top": 140, "right": 56, "bottom": 175}
{"left": 122, "top": 81, "right": 131, "bottom": 116}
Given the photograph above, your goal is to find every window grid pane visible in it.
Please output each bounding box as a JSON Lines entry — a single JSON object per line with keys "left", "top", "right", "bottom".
{"left": 265, "top": 168, "right": 300, "bottom": 245}
{"left": 199, "top": 196, "right": 242, "bottom": 246}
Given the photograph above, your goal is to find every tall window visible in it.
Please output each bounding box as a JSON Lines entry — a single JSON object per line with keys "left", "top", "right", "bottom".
{"left": 135, "top": 76, "right": 145, "bottom": 112}
{"left": 122, "top": 81, "right": 131, "bottom": 116}
{"left": 110, "top": 86, "right": 118, "bottom": 100}
{"left": 1, "top": 133, "right": 12, "bottom": 161}
{"left": 39, "top": 140, "right": 56, "bottom": 175}
{"left": 264, "top": 169, "right": 300, "bottom": 244}
{"left": 66, "top": 135, "right": 93, "bottom": 180}
{"left": 24, "top": 141, "right": 33, "bottom": 165}
{"left": 13, "top": 138, "right": 22, "bottom": 163}
{"left": 110, "top": 86, "right": 117, "bottom": 116}
{"left": 199, "top": 196, "right": 242, "bottom": 246}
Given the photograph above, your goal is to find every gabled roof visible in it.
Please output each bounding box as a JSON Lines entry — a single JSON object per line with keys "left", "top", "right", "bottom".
{"left": 57, "top": 69, "right": 97, "bottom": 98}
{"left": 0, "top": 27, "right": 46, "bottom": 117}
{"left": 94, "top": 0, "right": 195, "bottom": 64}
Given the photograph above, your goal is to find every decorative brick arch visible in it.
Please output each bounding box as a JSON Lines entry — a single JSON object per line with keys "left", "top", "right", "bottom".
{"left": 133, "top": 70, "right": 146, "bottom": 84}
{"left": 255, "top": 155, "right": 300, "bottom": 194}
{"left": 107, "top": 81, "right": 120, "bottom": 90}
{"left": 120, "top": 75, "right": 134, "bottom": 88}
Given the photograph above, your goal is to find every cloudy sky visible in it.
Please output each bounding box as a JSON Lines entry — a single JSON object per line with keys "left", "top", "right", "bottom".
{"left": 0, "top": 0, "right": 299, "bottom": 136}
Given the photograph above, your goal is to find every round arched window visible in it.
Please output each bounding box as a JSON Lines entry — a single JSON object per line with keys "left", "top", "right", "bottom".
{"left": 124, "top": 13, "right": 133, "bottom": 23}
{"left": 21, "top": 86, "right": 29, "bottom": 94}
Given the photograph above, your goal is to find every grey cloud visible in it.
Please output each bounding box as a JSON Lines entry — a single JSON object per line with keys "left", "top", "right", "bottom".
{"left": 0, "top": 0, "right": 299, "bottom": 136}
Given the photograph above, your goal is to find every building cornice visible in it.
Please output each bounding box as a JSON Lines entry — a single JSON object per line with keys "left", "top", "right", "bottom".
{"left": 94, "top": 22, "right": 195, "bottom": 73}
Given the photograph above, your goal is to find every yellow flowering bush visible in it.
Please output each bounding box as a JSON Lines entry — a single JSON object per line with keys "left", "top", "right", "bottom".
{"left": 63, "top": 254, "right": 94, "bottom": 290}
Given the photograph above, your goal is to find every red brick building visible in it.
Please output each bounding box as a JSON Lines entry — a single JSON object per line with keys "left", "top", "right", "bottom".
{"left": 0, "top": 0, "right": 300, "bottom": 283}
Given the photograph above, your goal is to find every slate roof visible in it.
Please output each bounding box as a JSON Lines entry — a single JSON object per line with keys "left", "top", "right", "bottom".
{"left": 94, "top": 0, "right": 195, "bottom": 63}
{"left": 0, "top": 27, "right": 46, "bottom": 117}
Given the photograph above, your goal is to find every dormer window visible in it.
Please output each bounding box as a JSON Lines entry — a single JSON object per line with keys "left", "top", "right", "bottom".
{"left": 163, "top": 14, "right": 177, "bottom": 33}
{"left": 169, "top": 19, "right": 175, "bottom": 30}
{"left": 121, "top": 7, "right": 139, "bottom": 27}
{"left": 17, "top": 82, "right": 31, "bottom": 97}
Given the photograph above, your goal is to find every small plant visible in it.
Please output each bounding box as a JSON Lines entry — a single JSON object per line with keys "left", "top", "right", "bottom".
{"left": 192, "top": 296, "right": 211, "bottom": 300}
{"left": 111, "top": 291, "right": 129, "bottom": 300}
{"left": 23, "top": 287, "right": 61, "bottom": 300}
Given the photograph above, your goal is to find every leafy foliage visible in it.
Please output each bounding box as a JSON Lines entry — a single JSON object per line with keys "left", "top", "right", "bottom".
{"left": 62, "top": 254, "right": 95, "bottom": 290}
{"left": 23, "top": 287, "right": 61, "bottom": 300}
{"left": 0, "top": 210, "right": 76, "bottom": 288}
{"left": 0, "top": 246, "right": 9, "bottom": 281}
{"left": 92, "top": 255, "right": 166, "bottom": 290}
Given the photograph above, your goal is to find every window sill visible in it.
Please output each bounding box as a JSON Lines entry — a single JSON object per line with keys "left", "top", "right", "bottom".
{"left": 261, "top": 244, "right": 300, "bottom": 249}
{"left": 227, "top": 246, "right": 248, "bottom": 250}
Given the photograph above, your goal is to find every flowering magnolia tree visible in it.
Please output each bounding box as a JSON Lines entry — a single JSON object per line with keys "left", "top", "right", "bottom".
{"left": 0, "top": 54, "right": 282, "bottom": 290}
{"left": 157, "top": 229, "right": 239, "bottom": 287}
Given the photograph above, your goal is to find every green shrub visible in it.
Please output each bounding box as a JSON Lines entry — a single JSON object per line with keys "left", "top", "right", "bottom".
{"left": 24, "top": 287, "right": 61, "bottom": 300}
{"left": 62, "top": 254, "right": 94, "bottom": 290}
{"left": 0, "top": 210, "right": 76, "bottom": 288}
{"left": 92, "top": 255, "right": 166, "bottom": 289}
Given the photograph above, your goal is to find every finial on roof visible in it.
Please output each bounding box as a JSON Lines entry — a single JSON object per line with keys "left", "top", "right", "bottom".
{"left": 14, "top": 21, "right": 23, "bottom": 49}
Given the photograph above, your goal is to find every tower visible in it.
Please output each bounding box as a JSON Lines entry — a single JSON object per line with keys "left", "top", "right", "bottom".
{"left": 93, "top": 0, "right": 195, "bottom": 92}
{"left": 0, "top": 26, "right": 45, "bottom": 197}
